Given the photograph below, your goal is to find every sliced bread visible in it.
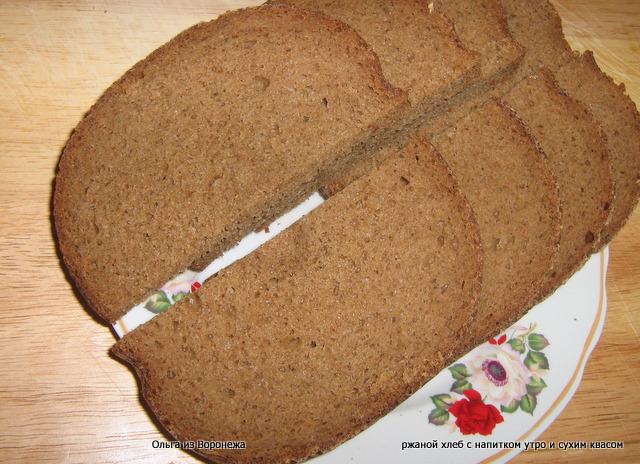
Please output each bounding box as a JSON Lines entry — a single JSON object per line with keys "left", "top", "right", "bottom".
{"left": 425, "top": 0, "right": 525, "bottom": 135}
{"left": 53, "top": 4, "right": 409, "bottom": 323}
{"left": 555, "top": 51, "right": 640, "bottom": 247}
{"left": 498, "top": 0, "right": 572, "bottom": 75}
{"left": 503, "top": 69, "right": 614, "bottom": 291}
{"left": 268, "top": 0, "right": 480, "bottom": 119}
{"left": 429, "top": 98, "right": 561, "bottom": 344}
{"left": 271, "top": 0, "right": 528, "bottom": 196}
{"left": 112, "top": 138, "right": 483, "bottom": 464}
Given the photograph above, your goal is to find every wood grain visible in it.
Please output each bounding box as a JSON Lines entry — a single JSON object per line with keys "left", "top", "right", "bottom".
{"left": 0, "top": 1, "right": 638, "bottom": 463}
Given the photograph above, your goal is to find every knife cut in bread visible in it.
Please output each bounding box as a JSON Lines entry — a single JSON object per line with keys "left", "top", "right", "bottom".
{"left": 53, "top": 4, "right": 409, "bottom": 323}
{"left": 503, "top": 69, "right": 614, "bottom": 291}
{"left": 425, "top": 0, "right": 525, "bottom": 135}
{"left": 268, "top": 0, "right": 484, "bottom": 197}
{"left": 430, "top": 99, "right": 561, "bottom": 344}
{"left": 270, "top": 0, "right": 526, "bottom": 196}
{"left": 555, "top": 51, "right": 640, "bottom": 248}
{"left": 112, "top": 138, "right": 483, "bottom": 464}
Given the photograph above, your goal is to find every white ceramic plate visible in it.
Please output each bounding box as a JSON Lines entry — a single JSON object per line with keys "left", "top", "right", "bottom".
{"left": 113, "top": 194, "right": 608, "bottom": 464}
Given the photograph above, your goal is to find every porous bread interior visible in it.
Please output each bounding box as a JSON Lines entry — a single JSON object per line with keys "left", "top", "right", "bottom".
{"left": 503, "top": 69, "right": 613, "bottom": 292}
{"left": 53, "top": 4, "right": 409, "bottom": 323}
{"left": 112, "top": 138, "right": 483, "bottom": 464}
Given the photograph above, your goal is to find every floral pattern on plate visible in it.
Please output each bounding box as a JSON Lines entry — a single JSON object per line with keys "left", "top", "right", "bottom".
{"left": 143, "top": 269, "right": 202, "bottom": 314}
{"left": 428, "top": 324, "right": 550, "bottom": 436}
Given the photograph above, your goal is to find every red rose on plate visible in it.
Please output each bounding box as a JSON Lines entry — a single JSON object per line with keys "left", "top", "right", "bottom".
{"left": 448, "top": 389, "right": 504, "bottom": 435}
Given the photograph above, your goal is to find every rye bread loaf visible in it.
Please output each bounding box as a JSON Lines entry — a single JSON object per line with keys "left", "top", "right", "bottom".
{"left": 555, "top": 51, "right": 640, "bottom": 248}
{"left": 53, "top": 4, "right": 409, "bottom": 323}
{"left": 112, "top": 138, "right": 483, "bottom": 464}
{"left": 503, "top": 69, "right": 614, "bottom": 291}
{"left": 430, "top": 98, "right": 561, "bottom": 344}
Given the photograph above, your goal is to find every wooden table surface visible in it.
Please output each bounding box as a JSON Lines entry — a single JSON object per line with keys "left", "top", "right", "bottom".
{"left": 1, "top": 1, "right": 638, "bottom": 463}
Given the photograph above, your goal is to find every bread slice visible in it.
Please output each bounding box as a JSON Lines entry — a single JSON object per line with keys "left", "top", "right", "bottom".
{"left": 503, "top": 69, "right": 613, "bottom": 291}
{"left": 53, "top": 4, "right": 409, "bottom": 323}
{"left": 112, "top": 138, "right": 483, "bottom": 464}
{"left": 271, "top": 0, "right": 525, "bottom": 197}
{"left": 425, "top": 0, "right": 525, "bottom": 135}
{"left": 555, "top": 51, "right": 640, "bottom": 247}
{"left": 498, "top": 0, "right": 572, "bottom": 75}
{"left": 268, "top": 0, "right": 480, "bottom": 122}
{"left": 429, "top": 98, "right": 561, "bottom": 344}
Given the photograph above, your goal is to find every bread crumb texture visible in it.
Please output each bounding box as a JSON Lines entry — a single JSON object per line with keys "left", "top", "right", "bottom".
{"left": 113, "top": 140, "right": 482, "bottom": 464}
{"left": 53, "top": 4, "right": 408, "bottom": 323}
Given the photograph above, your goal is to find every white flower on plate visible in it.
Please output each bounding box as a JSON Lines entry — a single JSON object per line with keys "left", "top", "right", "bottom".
{"left": 468, "top": 343, "right": 532, "bottom": 407}
{"left": 161, "top": 269, "right": 200, "bottom": 296}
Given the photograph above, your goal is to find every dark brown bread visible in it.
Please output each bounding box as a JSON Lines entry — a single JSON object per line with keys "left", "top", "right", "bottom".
{"left": 425, "top": 0, "right": 525, "bottom": 135}
{"left": 555, "top": 51, "right": 640, "bottom": 248}
{"left": 430, "top": 99, "right": 561, "bottom": 344}
{"left": 498, "top": 0, "right": 572, "bottom": 75}
{"left": 269, "top": 0, "right": 480, "bottom": 119}
{"left": 53, "top": 5, "right": 408, "bottom": 323}
{"left": 270, "top": 0, "right": 527, "bottom": 196}
{"left": 503, "top": 69, "right": 613, "bottom": 291}
{"left": 112, "top": 139, "right": 483, "bottom": 464}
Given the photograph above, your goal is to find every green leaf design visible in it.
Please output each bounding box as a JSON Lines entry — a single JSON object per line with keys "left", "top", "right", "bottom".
{"left": 528, "top": 333, "right": 550, "bottom": 351}
{"left": 431, "top": 393, "right": 453, "bottom": 409}
{"left": 428, "top": 407, "right": 450, "bottom": 426}
{"left": 526, "top": 377, "right": 548, "bottom": 396}
{"left": 524, "top": 350, "right": 550, "bottom": 370}
{"left": 520, "top": 393, "right": 537, "bottom": 415}
{"left": 451, "top": 379, "right": 473, "bottom": 394}
{"left": 448, "top": 363, "right": 471, "bottom": 380}
{"left": 508, "top": 337, "right": 526, "bottom": 354}
{"left": 144, "top": 291, "right": 172, "bottom": 314}
{"left": 172, "top": 291, "right": 190, "bottom": 303}
{"left": 500, "top": 399, "right": 520, "bottom": 413}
